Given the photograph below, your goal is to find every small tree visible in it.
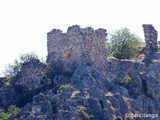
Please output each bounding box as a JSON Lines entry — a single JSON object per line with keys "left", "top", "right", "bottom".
{"left": 108, "top": 28, "right": 142, "bottom": 59}
{"left": 19, "top": 52, "right": 39, "bottom": 63}
{"left": 3, "top": 60, "right": 21, "bottom": 78}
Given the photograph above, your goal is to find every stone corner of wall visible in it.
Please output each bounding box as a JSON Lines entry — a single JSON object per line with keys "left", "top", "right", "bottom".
{"left": 47, "top": 28, "right": 63, "bottom": 36}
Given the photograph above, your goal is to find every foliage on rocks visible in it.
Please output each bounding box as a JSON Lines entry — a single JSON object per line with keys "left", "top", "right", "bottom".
{"left": 120, "top": 75, "right": 132, "bottom": 86}
{"left": 0, "top": 105, "right": 20, "bottom": 120}
{"left": 60, "top": 84, "right": 74, "bottom": 90}
{"left": 107, "top": 28, "right": 142, "bottom": 59}
{"left": 75, "top": 106, "right": 91, "bottom": 120}
{"left": 2, "top": 52, "right": 41, "bottom": 78}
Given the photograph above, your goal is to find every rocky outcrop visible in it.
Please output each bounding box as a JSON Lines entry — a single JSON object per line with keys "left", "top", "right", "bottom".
{"left": 12, "top": 59, "right": 47, "bottom": 107}
{"left": 0, "top": 80, "right": 15, "bottom": 110}
{"left": 14, "top": 58, "right": 160, "bottom": 120}
{"left": 107, "top": 59, "right": 160, "bottom": 118}
{"left": 0, "top": 25, "right": 160, "bottom": 120}
{"left": 147, "top": 63, "right": 160, "bottom": 100}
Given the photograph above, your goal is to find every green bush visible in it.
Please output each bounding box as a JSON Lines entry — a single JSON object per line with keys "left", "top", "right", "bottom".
{"left": 19, "top": 52, "right": 39, "bottom": 63}
{"left": 3, "top": 59, "right": 21, "bottom": 79}
{"left": 60, "top": 84, "right": 74, "bottom": 90}
{"left": 120, "top": 75, "right": 132, "bottom": 86}
{"left": 0, "top": 112, "right": 11, "bottom": 120}
{"left": 0, "top": 105, "right": 20, "bottom": 120}
{"left": 107, "top": 28, "right": 142, "bottom": 59}
{"left": 105, "top": 42, "right": 112, "bottom": 56}
{"left": 75, "top": 107, "right": 91, "bottom": 120}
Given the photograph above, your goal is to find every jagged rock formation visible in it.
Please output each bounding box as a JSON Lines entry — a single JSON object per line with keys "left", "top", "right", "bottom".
{"left": 107, "top": 59, "right": 160, "bottom": 116}
{"left": 0, "top": 78, "right": 15, "bottom": 110}
{"left": 147, "top": 63, "right": 160, "bottom": 100}
{"left": 0, "top": 25, "right": 160, "bottom": 120}
{"left": 0, "top": 60, "right": 48, "bottom": 110}
{"left": 12, "top": 59, "right": 47, "bottom": 107}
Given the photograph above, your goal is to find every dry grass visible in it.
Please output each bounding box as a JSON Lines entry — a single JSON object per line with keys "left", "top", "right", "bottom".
{"left": 105, "top": 92, "right": 113, "bottom": 97}
{"left": 122, "top": 97, "right": 132, "bottom": 110}
{"left": 84, "top": 91, "right": 90, "bottom": 99}
{"left": 107, "top": 100, "right": 117, "bottom": 114}
{"left": 70, "top": 90, "right": 80, "bottom": 98}
{"left": 137, "top": 54, "right": 145, "bottom": 60}
{"left": 152, "top": 59, "right": 160, "bottom": 62}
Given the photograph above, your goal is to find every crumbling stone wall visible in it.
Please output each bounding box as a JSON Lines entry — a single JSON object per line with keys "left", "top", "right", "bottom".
{"left": 47, "top": 25, "right": 107, "bottom": 76}
{"left": 143, "top": 24, "right": 158, "bottom": 54}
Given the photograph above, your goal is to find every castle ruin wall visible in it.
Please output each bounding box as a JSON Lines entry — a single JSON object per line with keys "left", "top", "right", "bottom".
{"left": 142, "top": 24, "right": 158, "bottom": 54}
{"left": 47, "top": 25, "right": 107, "bottom": 76}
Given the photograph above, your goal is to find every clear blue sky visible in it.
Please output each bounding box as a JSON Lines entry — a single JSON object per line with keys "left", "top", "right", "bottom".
{"left": 0, "top": 0, "right": 160, "bottom": 76}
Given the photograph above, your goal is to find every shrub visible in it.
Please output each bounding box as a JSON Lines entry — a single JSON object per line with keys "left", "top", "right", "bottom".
{"left": 0, "top": 112, "right": 10, "bottom": 120}
{"left": 3, "top": 59, "right": 21, "bottom": 79}
{"left": 19, "top": 52, "right": 39, "bottom": 63}
{"left": 107, "top": 28, "right": 142, "bottom": 59}
{"left": 120, "top": 75, "right": 132, "bottom": 86}
{"left": 40, "top": 72, "right": 52, "bottom": 85}
{"left": 105, "top": 42, "right": 112, "bottom": 56}
{"left": 0, "top": 105, "right": 20, "bottom": 120}
{"left": 60, "top": 84, "right": 73, "bottom": 90}
{"left": 75, "top": 107, "right": 91, "bottom": 120}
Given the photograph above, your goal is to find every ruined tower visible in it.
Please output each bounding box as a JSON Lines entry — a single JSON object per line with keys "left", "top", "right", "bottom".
{"left": 47, "top": 25, "right": 107, "bottom": 76}
{"left": 142, "top": 24, "right": 158, "bottom": 54}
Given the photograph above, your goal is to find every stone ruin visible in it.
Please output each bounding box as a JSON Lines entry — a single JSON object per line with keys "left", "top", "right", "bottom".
{"left": 1, "top": 25, "right": 160, "bottom": 120}
{"left": 47, "top": 25, "right": 107, "bottom": 76}
{"left": 142, "top": 24, "right": 158, "bottom": 54}
{"left": 47, "top": 24, "right": 159, "bottom": 74}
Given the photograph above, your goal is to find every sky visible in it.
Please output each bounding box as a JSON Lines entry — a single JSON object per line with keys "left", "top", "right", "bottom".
{"left": 0, "top": 0, "right": 160, "bottom": 76}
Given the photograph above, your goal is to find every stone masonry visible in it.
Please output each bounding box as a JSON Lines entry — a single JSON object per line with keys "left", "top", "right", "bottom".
{"left": 47, "top": 25, "right": 107, "bottom": 76}
{"left": 142, "top": 24, "right": 158, "bottom": 54}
